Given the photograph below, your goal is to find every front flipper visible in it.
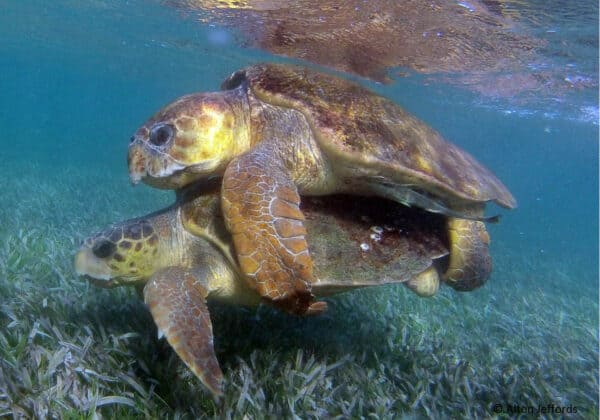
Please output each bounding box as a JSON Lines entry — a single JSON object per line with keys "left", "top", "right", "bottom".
{"left": 144, "top": 266, "right": 223, "bottom": 398}
{"left": 221, "top": 151, "right": 326, "bottom": 316}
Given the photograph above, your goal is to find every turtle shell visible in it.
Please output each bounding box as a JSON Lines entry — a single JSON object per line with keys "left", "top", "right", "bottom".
{"left": 300, "top": 194, "right": 449, "bottom": 295}
{"left": 222, "top": 63, "right": 516, "bottom": 209}
{"left": 176, "top": 184, "right": 451, "bottom": 294}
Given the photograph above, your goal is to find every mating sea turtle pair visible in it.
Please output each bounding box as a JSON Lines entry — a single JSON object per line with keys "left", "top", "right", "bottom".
{"left": 75, "top": 183, "right": 484, "bottom": 397}
{"left": 76, "top": 62, "right": 514, "bottom": 397}
{"left": 128, "top": 63, "right": 515, "bottom": 315}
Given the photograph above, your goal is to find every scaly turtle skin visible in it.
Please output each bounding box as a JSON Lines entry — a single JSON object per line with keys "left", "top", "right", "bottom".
{"left": 74, "top": 186, "right": 492, "bottom": 398}
{"left": 128, "top": 63, "right": 514, "bottom": 315}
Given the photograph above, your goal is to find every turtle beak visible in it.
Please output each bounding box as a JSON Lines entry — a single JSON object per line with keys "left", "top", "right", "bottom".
{"left": 127, "top": 136, "right": 190, "bottom": 188}
{"left": 129, "top": 171, "right": 143, "bottom": 185}
{"left": 74, "top": 248, "right": 114, "bottom": 286}
{"left": 128, "top": 143, "right": 146, "bottom": 185}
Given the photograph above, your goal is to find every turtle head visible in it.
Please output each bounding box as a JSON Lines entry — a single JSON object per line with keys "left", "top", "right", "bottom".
{"left": 128, "top": 89, "right": 251, "bottom": 189}
{"left": 74, "top": 219, "right": 163, "bottom": 287}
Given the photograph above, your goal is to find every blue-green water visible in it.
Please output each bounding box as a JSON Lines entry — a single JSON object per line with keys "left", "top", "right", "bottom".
{"left": 2, "top": 1, "right": 597, "bottom": 267}
{"left": 1, "top": 0, "right": 598, "bottom": 416}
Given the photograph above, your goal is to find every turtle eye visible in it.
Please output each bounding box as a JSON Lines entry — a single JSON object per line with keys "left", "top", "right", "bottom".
{"left": 92, "top": 240, "right": 116, "bottom": 259}
{"left": 149, "top": 123, "right": 174, "bottom": 146}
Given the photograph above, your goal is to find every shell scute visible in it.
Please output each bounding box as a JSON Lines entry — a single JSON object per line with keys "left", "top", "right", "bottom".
{"left": 229, "top": 63, "right": 515, "bottom": 208}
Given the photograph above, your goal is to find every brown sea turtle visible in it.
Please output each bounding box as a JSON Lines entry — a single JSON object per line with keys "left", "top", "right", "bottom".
{"left": 128, "top": 63, "right": 515, "bottom": 316}
{"left": 74, "top": 184, "right": 491, "bottom": 398}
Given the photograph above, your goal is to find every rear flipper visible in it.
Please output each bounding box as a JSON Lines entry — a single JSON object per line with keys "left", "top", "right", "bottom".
{"left": 369, "top": 179, "right": 494, "bottom": 292}
{"left": 144, "top": 266, "right": 223, "bottom": 399}
{"left": 442, "top": 218, "right": 492, "bottom": 291}
{"left": 404, "top": 266, "right": 440, "bottom": 297}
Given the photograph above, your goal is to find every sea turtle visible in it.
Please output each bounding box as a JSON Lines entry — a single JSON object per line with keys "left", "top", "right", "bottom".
{"left": 128, "top": 63, "right": 515, "bottom": 316}
{"left": 74, "top": 184, "right": 492, "bottom": 398}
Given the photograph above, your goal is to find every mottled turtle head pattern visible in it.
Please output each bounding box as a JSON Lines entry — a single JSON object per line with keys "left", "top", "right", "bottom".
{"left": 128, "top": 89, "right": 251, "bottom": 189}
{"left": 74, "top": 219, "right": 161, "bottom": 287}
